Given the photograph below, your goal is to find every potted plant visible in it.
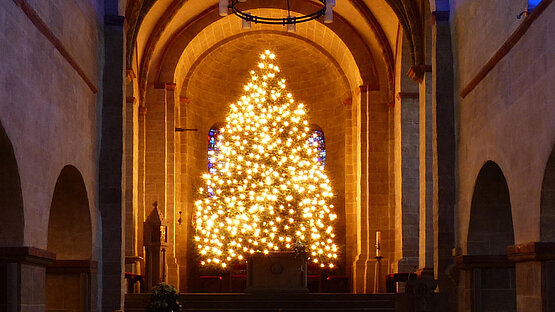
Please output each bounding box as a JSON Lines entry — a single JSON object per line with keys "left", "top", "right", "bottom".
{"left": 147, "top": 283, "right": 182, "bottom": 312}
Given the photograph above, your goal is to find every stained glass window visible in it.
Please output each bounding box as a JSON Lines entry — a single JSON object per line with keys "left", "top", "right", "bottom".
{"left": 528, "top": 0, "right": 542, "bottom": 10}
{"left": 208, "top": 127, "right": 221, "bottom": 175}
{"left": 208, "top": 126, "right": 223, "bottom": 196}
{"left": 309, "top": 128, "right": 326, "bottom": 167}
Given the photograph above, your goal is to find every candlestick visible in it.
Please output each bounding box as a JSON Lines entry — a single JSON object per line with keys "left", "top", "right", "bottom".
{"left": 375, "top": 231, "right": 381, "bottom": 257}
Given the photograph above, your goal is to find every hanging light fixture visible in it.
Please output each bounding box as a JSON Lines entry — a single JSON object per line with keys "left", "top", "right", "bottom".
{"left": 219, "top": 0, "right": 334, "bottom": 31}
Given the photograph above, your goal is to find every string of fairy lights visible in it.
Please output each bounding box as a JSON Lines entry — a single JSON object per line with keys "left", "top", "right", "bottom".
{"left": 194, "top": 50, "right": 338, "bottom": 269}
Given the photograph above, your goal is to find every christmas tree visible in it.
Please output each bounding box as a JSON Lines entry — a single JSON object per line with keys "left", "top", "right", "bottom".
{"left": 194, "top": 50, "right": 338, "bottom": 269}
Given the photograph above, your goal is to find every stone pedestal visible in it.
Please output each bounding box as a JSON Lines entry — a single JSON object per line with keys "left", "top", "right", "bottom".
{"left": 0, "top": 247, "right": 55, "bottom": 312}
{"left": 246, "top": 252, "right": 308, "bottom": 293}
{"left": 144, "top": 204, "right": 169, "bottom": 291}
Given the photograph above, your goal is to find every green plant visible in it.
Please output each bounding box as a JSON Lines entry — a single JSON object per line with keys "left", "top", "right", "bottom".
{"left": 147, "top": 283, "right": 182, "bottom": 312}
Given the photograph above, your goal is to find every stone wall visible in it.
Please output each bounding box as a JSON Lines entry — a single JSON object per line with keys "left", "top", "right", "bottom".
{"left": 452, "top": 1, "right": 555, "bottom": 311}
{"left": 0, "top": 0, "right": 104, "bottom": 311}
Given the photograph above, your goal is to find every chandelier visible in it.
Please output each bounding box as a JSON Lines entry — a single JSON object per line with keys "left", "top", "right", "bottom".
{"left": 219, "top": 0, "right": 336, "bottom": 32}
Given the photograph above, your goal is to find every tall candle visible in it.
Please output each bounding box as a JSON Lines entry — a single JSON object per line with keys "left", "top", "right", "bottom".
{"left": 375, "top": 231, "right": 381, "bottom": 257}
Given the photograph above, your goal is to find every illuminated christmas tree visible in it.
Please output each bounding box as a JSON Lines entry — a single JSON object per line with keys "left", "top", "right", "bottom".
{"left": 194, "top": 50, "right": 338, "bottom": 269}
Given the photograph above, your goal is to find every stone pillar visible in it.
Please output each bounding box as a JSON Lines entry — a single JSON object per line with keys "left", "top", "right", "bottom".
{"left": 0, "top": 247, "right": 55, "bottom": 312}
{"left": 395, "top": 91, "right": 420, "bottom": 274}
{"left": 431, "top": 10, "right": 456, "bottom": 309}
{"left": 344, "top": 97, "right": 358, "bottom": 292}
{"left": 508, "top": 242, "right": 555, "bottom": 312}
{"left": 145, "top": 87, "right": 167, "bottom": 215}
{"left": 175, "top": 96, "right": 189, "bottom": 292}
{"left": 100, "top": 14, "right": 126, "bottom": 312}
{"left": 137, "top": 105, "right": 147, "bottom": 272}
{"left": 367, "top": 89, "right": 394, "bottom": 293}
{"left": 418, "top": 26, "right": 435, "bottom": 277}
{"left": 164, "top": 83, "right": 179, "bottom": 289}
{"left": 353, "top": 85, "right": 370, "bottom": 293}
{"left": 392, "top": 33, "right": 421, "bottom": 276}
{"left": 124, "top": 70, "right": 139, "bottom": 274}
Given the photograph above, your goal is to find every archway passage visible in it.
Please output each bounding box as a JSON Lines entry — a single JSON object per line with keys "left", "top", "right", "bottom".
{"left": 0, "top": 121, "right": 25, "bottom": 311}
{"left": 174, "top": 35, "right": 350, "bottom": 292}
{"left": 0, "top": 121, "right": 24, "bottom": 247}
{"left": 46, "top": 165, "right": 93, "bottom": 312}
{"left": 540, "top": 145, "right": 555, "bottom": 312}
{"left": 467, "top": 161, "right": 516, "bottom": 312}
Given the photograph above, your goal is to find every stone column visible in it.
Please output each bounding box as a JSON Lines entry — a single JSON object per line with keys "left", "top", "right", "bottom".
{"left": 100, "top": 15, "right": 126, "bottom": 312}
{"left": 431, "top": 10, "right": 456, "bottom": 309}
{"left": 0, "top": 247, "right": 55, "bottom": 312}
{"left": 395, "top": 91, "right": 420, "bottom": 274}
{"left": 344, "top": 97, "right": 358, "bottom": 292}
{"left": 353, "top": 85, "right": 370, "bottom": 293}
{"left": 164, "top": 83, "right": 179, "bottom": 289}
{"left": 124, "top": 70, "right": 139, "bottom": 274}
{"left": 508, "top": 242, "right": 555, "bottom": 312}
{"left": 145, "top": 87, "right": 167, "bottom": 215}
{"left": 137, "top": 105, "right": 147, "bottom": 271}
{"left": 175, "top": 96, "right": 189, "bottom": 292}
{"left": 418, "top": 23, "right": 435, "bottom": 277}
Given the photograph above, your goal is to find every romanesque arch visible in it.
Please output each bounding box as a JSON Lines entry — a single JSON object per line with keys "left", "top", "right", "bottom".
{"left": 467, "top": 161, "right": 516, "bottom": 312}
{"left": 0, "top": 121, "right": 24, "bottom": 247}
{"left": 46, "top": 165, "right": 93, "bottom": 312}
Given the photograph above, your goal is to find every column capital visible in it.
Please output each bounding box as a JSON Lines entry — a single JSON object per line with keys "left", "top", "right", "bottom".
{"left": 165, "top": 83, "right": 176, "bottom": 91}
{"left": 407, "top": 64, "right": 432, "bottom": 82}
{"left": 126, "top": 68, "right": 136, "bottom": 80}
{"left": 357, "top": 85, "right": 369, "bottom": 94}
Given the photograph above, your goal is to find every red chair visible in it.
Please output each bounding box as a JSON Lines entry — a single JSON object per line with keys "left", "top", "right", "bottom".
{"left": 307, "top": 263, "right": 322, "bottom": 292}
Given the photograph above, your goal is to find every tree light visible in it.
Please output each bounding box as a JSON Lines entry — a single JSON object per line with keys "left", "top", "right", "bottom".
{"left": 194, "top": 51, "right": 337, "bottom": 268}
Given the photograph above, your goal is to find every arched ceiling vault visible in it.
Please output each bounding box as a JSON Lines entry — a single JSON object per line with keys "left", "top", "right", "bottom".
{"left": 125, "top": 0, "right": 429, "bottom": 104}
{"left": 180, "top": 30, "right": 352, "bottom": 100}
{"left": 163, "top": 7, "right": 370, "bottom": 104}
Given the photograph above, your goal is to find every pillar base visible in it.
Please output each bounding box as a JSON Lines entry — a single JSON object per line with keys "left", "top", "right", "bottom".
{"left": 0, "top": 247, "right": 55, "bottom": 312}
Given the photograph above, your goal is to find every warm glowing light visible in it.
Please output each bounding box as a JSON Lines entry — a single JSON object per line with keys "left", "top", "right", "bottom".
{"left": 194, "top": 51, "right": 337, "bottom": 268}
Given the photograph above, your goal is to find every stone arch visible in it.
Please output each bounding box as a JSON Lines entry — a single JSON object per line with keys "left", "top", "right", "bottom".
{"left": 0, "top": 120, "right": 24, "bottom": 247}
{"left": 46, "top": 165, "right": 93, "bottom": 312}
{"left": 139, "top": 3, "right": 382, "bottom": 104}
{"left": 168, "top": 9, "right": 368, "bottom": 97}
{"left": 467, "top": 161, "right": 514, "bottom": 255}
{"left": 540, "top": 144, "right": 555, "bottom": 242}
{"left": 47, "top": 165, "right": 92, "bottom": 259}
{"left": 467, "top": 160, "right": 516, "bottom": 312}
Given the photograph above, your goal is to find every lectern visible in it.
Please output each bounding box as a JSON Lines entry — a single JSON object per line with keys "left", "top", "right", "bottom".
{"left": 144, "top": 202, "right": 168, "bottom": 291}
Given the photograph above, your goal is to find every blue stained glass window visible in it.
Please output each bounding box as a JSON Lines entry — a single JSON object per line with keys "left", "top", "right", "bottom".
{"left": 208, "top": 127, "right": 220, "bottom": 175}
{"left": 309, "top": 128, "right": 326, "bottom": 167}
{"left": 208, "top": 127, "right": 222, "bottom": 196}
{"left": 528, "top": 0, "right": 542, "bottom": 10}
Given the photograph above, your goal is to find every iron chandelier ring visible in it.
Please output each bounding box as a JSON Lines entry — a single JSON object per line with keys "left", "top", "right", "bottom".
{"left": 230, "top": 0, "right": 328, "bottom": 25}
